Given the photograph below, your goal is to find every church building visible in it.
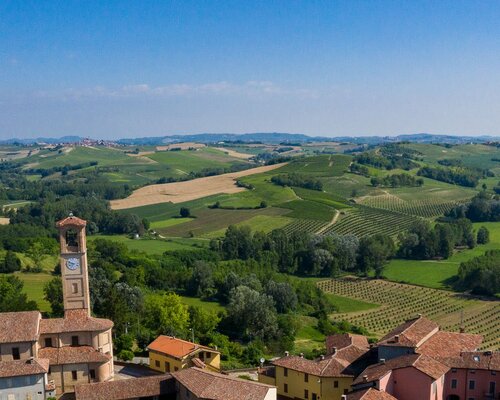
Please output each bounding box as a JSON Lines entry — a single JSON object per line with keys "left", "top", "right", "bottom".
{"left": 0, "top": 215, "right": 114, "bottom": 396}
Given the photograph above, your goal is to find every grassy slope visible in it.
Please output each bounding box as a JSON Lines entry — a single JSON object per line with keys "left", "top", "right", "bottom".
{"left": 384, "top": 222, "right": 500, "bottom": 289}
{"left": 88, "top": 235, "right": 209, "bottom": 254}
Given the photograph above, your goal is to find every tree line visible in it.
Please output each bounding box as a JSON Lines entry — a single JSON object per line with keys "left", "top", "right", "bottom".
{"left": 370, "top": 174, "right": 424, "bottom": 188}
{"left": 271, "top": 173, "right": 323, "bottom": 191}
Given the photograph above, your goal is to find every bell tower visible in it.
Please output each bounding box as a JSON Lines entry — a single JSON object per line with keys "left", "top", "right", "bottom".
{"left": 56, "top": 214, "right": 91, "bottom": 316}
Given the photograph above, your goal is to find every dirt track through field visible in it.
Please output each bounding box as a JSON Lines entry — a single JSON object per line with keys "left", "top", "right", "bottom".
{"left": 110, "top": 163, "right": 287, "bottom": 210}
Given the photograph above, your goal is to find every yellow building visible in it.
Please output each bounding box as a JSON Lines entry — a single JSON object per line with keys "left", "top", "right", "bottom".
{"left": 259, "top": 333, "right": 372, "bottom": 400}
{"left": 147, "top": 335, "right": 220, "bottom": 373}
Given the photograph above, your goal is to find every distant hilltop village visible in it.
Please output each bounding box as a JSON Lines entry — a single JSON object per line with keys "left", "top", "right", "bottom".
{"left": 0, "top": 216, "right": 498, "bottom": 399}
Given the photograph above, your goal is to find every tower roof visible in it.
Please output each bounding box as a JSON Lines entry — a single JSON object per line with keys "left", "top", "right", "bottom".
{"left": 56, "top": 214, "right": 87, "bottom": 228}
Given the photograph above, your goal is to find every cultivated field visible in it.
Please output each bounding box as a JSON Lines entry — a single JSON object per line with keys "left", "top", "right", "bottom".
{"left": 319, "top": 278, "right": 500, "bottom": 350}
{"left": 110, "top": 163, "right": 287, "bottom": 209}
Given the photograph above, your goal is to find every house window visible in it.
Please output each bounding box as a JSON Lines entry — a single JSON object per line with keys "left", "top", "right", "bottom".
{"left": 284, "top": 368, "right": 288, "bottom": 377}
{"left": 165, "top": 361, "right": 171, "bottom": 372}
{"left": 71, "top": 336, "right": 79, "bottom": 346}
{"left": 72, "top": 371, "right": 78, "bottom": 381}
{"left": 206, "top": 352, "right": 211, "bottom": 359}
{"left": 334, "top": 380, "right": 339, "bottom": 388}
{"left": 11, "top": 347, "right": 20, "bottom": 360}
{"left": 451, "top": 379, "right": 457, "bottom": 389}
{"left": 90, "top": 369, "right": 96, "bottom": 380}
{"left": 344, "top": 389, "right": 349, "bottom": 395}
{"left": 45, "top": 338, "right": 53, "bottom": 347}
{"left": 48, "top": 367, "right": 51, "bottom": 375}
{"left": 312, "top": 394, "right": 317, "bottom": 400}
{"left": 451, "top": 368, "right": 457, "bottom": 373}
{"left": 174, "top": 367, "right": 179, "bottom": 371}
{"left": 469, "top": 380, "right": 475, "bottom": 390}
{"left": 489, "top": 382, "right": 496, "bottom": 394}
{"left": 304, "top": 373, "right": 309, "bottom": 382}
{"left": 304, "top": 389, "right": 309, "bottom": 399}
{"left": 284, "top": 383, "right": 288, "bottom": 393}
{"left": 155, "top": 360, "right": 160, "bottom": 368}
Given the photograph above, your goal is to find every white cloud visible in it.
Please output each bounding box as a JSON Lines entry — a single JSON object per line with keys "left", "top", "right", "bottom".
{"left": 26, "top": 81, "right": 319, "bottom": 101}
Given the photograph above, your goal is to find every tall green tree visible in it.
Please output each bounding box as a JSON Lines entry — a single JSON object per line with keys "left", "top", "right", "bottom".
{"left": 0, "top": 275, "right": 38, "bottom": 312}
{"left": 44, "top": 277, "right": 64, "bottom": 317}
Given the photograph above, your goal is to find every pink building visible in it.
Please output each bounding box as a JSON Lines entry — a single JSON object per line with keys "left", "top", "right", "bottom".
{"left": 352, "top": 354, "right": 449, "bottom": 400}
{"left": 441, "top": 351, "right": 500, "bottom": 400}
{"left": 349, "top": 315, "right": 499, "bottom": 400}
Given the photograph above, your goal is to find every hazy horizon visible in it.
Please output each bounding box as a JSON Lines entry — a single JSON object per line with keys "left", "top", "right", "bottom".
{"left": 1, "top": 1, "right": 500, "bottom": 139}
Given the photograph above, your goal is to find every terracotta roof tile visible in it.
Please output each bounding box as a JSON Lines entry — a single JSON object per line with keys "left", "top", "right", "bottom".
{"left": 417, "top": 331, "right": 483, "bottom": 358}
{"left": 353, "top": 354, "right": 449, "bottom": 384}
{"left": 38, "top": 346, "right": 111, "bottom": 365}
{"left": 147, "top": 335, "right": 218, "bottom": 359}
{"left": 0, "top": 359, "right": 49, "bottom": 378}
{"left": 39, "top": 310, "right": 113, "bottom": 334}
{"left": 56, "top": 215, "right": 87, "bottom": 227}
{"left": 438, "top": 351, "right": 500, "bottom": 371}
{"left": 347, "top": 388, "right": 398, "bottom": 400}
{"left": 378, "top": 316, "right": 439, "bottom": 348}
{"left": 0, "top": 311, "right": 40, "bottom": 343}
{"left": 173, "top": 367, "right": 274, "bottom": 400}
{"left": 326, "top": 333, "right": 369, "bottom": 355}
{"left": 75, "top": 375, "right": 175, "bottom": 400}
{"left": 272, "top": 355, "right": 355, "bottom": 378}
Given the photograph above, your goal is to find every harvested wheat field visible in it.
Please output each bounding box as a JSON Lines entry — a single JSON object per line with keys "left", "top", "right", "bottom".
{"left": 156, "top": 142, "right": 205, "bottom": 151}
{"left": 110, "top": 163, "right": 287, "bottom": 210}
{"left": 213, "top": 147, "right": 253, "bottom": 159}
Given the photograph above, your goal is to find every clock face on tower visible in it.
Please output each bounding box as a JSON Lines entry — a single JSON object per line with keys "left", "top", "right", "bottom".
{"left": 66, "top": 257, "right": 80, "bottom": 271}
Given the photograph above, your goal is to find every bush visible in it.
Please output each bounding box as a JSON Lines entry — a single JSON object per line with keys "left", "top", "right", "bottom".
{"left": 0, "top": 251, "right": 21, "bottom": 273}
{"left": 180, "top": 207, "right": 191, "bottom": 218}
{"left": 117, "top": 350, "right": 134, "bottom": 362}
{"left": 477, "top": 226, "right": 490, "bottom": 244}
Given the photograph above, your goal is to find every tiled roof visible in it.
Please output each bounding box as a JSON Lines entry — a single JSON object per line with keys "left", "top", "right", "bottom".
{"left": 0, "top": 359, "right": 49, "bottom": 378}
{"left": 326, "top": 333, "right": 369, "bottom": 355}
{"left": 75, "top": 375, "right": 175, "bottom": 400}
{"left": 378, "top": 316, "right": 439, "bottom": 348}
{"left": 417, "top": 331, "right": 483, "bottom": 358}
{"left": 353, "top": 354, "right": 449, "bottom": 384}
{"left": 38, "top": 346, "right": 111, "bottom": 365}
{"left": 0, "top": 311, "right": 40, "bottom": 343}
{"left": 347, "top": 388, "right": 398, "bottom": 400}
{"left": 173, "top": 367, "right": 274, "bottom": 400}
{"left": 40, "top": 309, "right": 113, "bottom": 334}
{"left": 272, "top": 355, "right": 354, "bottom": 378}
{"left": 439, "top": 351, "right": 500, "bottom": 371}
{"left": 56, "top": 215, "right": 87, "bottom": 227}
{"left": 147, "top": 335, "right": 218, "bottom": 359}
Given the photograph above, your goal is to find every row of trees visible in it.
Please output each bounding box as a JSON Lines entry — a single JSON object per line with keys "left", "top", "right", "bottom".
{"left": 446, "top": 192, "right": 500, "bottom": 222}
{"left": 457, "top": 250, "right": 500, "bottom": 295}
{"left": 397, "top": 219, "right": 480, "bottom": 260}
{"left": 215, "top": 225, "right": 395, "bottom": 278}
{"left": 370, "top": 174, "right": 424, "bottom": 188}
{"left": 271, "top": 173, "right": 323, "bottom": 191}
{"left": 354, "top": 152, "right": 419, "bottom": 171}
{"left": 417, "top": 166, "right": 490, "bottom": 188}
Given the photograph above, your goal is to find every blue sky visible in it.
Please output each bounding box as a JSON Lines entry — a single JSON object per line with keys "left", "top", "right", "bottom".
{"left": 1, "top": 0, "right": 499, "bottom": 139}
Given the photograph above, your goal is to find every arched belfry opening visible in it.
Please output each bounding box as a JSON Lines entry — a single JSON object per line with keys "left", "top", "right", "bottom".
{"left": 65, "top": 228, "right": 80, "bottom": 251}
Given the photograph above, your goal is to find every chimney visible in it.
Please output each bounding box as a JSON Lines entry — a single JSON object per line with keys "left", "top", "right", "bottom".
{"left": 300, "top": 353, "right": 304, "bottom": 358}
{"left": 394, "top": 335, "right": 400, "bottom": 343}
{"left": 284, "top": 351, "right": 289, "bottom": 357}
{"left": 459, "top": 327, "right": 465, "bottom": 333}
{"left": 417, "top": 313, "right": 422, "bottom": 318}
{"left": 380, "top": 358, "right": 386, "bottom": 364}
{"left": 363, "top": 375, "right": 368, "bottom": 382}
{"left": 341, "top": 396, "right": 347, "bottom": 400}
{"left": 320, "top": 355, "right": 325, "bottom": 360}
